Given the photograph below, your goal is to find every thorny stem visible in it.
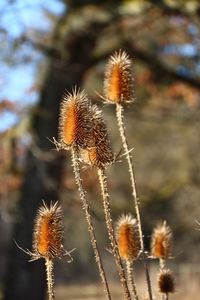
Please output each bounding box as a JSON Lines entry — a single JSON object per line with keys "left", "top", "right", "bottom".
{"left": 45, "top": 258, "right": 55, "bottom": 300}
{"left": 159, "top": 258, "right": 167, "bottom": 271}
{"left": 97, "top": 167, "right": 131, "bottom": 300}
{"left": 126, "top": 261, "right": 139, "bottom": 300}
{"left": 71, "top": 147, "right": 112, "bottom": 300}
{"left": 116, "top": 103, "right": 153, "bottom": 300}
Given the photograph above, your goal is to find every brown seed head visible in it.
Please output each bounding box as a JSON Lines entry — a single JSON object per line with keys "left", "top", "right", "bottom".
{"left": 116, "top": 214, "right": 140, "bottom": 261}
{"left": 104, "top": 50, "right": 135, "bottom": 104}
{"left": 33, "top": 201, "right": 64, "bottom": 260}
{"left": 80, "top": 105, "right": 114, "bottom": 169}
{"left": 59, "top": 89, "right": 93, "bottom": 149}
{"left": 151, "top": 221, "right": 173, "bottom": 259}
{"left": 158, "top": 269, "right": 175, "bottom": 294}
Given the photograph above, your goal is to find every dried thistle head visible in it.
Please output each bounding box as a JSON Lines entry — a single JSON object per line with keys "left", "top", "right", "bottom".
{"left": 33, "top": 201, "right": 64, "bottom": 260}
{"left": 80, "top": 105, "right": 114, "bottom": 169}
{"left": 151, "top": 221, "right": 173, "bottom": 259}
{"left": 116, "top": 214, "right": 140, "bottom": 261}
{"left": 104, "top": 50, "right": 135, "bottom": 104}
{"left": 59, "top": 89, "right": 93, "bottom": 149}
{"left": 158, "top": 269, "right": 175, "bottom": 294}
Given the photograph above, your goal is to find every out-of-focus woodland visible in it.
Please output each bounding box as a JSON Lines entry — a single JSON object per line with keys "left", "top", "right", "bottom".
{"left": 0, "top": 0, "right": 200, "bottom": 299}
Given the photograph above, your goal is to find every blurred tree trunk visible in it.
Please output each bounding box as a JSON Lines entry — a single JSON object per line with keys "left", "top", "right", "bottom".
{"left": 3, "top": 4, "right": 110, "bottom": 300}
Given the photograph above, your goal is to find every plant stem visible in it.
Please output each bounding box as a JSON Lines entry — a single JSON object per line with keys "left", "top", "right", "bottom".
{"left": 97, "top": 167, "right": 131, "bottom": 300}
{"left": 45, "top": 258, "right": 55, "bottom": 300}
{"left": 159, "top": 258, "right": 166, "bottom": 271}
{"left": 126, "top": 261, "right": 139, "bottom": 300}
{"left": 71, "top": 147, "right": 112, "bottom": 300}
{"left": 116, "top": 103, "right": 153, "bottom": 300}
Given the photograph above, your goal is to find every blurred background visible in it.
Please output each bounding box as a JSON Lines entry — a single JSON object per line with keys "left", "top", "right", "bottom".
{"left": 0, "top": 0, "right": 200, "bottom": 299}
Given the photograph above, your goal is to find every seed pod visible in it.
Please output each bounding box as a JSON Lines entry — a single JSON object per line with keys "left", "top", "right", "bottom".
{"left": 80, "top": 105, "right": 114, "bottom": 169}
{"left": 116, "top": 214, "right": 140, "bottom": 261}
{"left": 151, "top": 221, "right": 173, "bottom": 259}
{"left": 59, "top": 89, "right": 93, "bottom": 149}
{"left": 104, "top": 50, "right": 135, "bottom": 104}
{"left": 158, "top": 269, "right": 175, "bottom": 294}
{"left": 33, "top": 201, "right": 64, "bottom": 260}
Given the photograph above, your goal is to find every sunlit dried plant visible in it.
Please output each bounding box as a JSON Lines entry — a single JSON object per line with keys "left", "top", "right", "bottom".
{"left": 151, "top": 221, "right": 173, "bottom": 261}
{"left": 81, "top": 105, "right": 131, "bottom": 299}
{"left": 33, "top": 201, "right": 64, "bottom": 261}
{"left": 59, "top": 89, "right": 93, "bottom": 149}
{"left": 104, "top": 50, "right": 135, "bottom": 104}
{"left": 17, "top": 201, "right": 73, "bottom": 300}
{"left": 116, "top": 214, "right": 140, "bottom": 300}
{"left": 158, "top": 269, "right": 175, "bottom": 299}
{"left": 80, "top": 105, "right": 114, "bottom": 169}
{"left": 58, "top": 89, "right": 112, "bottom": 300}
{"left": 116, "top": 214, "right": 140, "bottom": 262}
{"left": 103, "top": 50, "right": 153, "bottom": 300}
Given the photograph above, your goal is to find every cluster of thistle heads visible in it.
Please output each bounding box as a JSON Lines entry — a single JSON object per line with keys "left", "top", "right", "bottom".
{"left": 28, "top": 50, "right": 176, "bottom": 299}
{"left": 116, "top": 215, "right": 175, "bottom": 296}
{"left": 57, "top": 50, "right": 135, "bottom": 169}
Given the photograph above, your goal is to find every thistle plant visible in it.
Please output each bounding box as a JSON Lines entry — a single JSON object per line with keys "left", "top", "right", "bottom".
{"left": 151, "top": 221, "right": 173, "bottom": 270}
{"left": 17, "top": 201, "right": 73, "bottom": 300}
{"left": 104, "top": 50, "right": 153, "bottom": 300}
{"left": 80, "top": 105, "right": 131, "bottom": 300}
{"left": 116, "top": 214, "right": 140, "bottom": 300}
{"left": 58, "top": 89, "right": 112, "bottom": 300}
{"left": 15, "top": 50, "right": 179, "bottom": 300}
{"left": 157, "top": 269, "right": 175, "bottom": 300}
{"left": 151, "top": 221, "right": 174, "bottom": 300}
{"left": 33, "top": 202, "right": 64, "bottom": 300}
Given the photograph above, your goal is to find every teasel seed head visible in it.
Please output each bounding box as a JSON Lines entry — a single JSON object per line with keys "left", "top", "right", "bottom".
{"left": 59, "top": 89, "right": 93, "bottom": 149}
{"left": 116, "top": 214, "right": 140, "bottom": 261}
{"left": 80, "top": 105, "right": 114, "bottom": 169}
{"left": 151, "top": 221, "right": 173, "bottom": 259}
{"left": 104, "top": 50, "right": 135, "bottom": 104}
{"left": 33, "top": 201, "right": 64, "bottom": 260}
{"left": 158, "top": 269, "right": 175, "bottom": 294}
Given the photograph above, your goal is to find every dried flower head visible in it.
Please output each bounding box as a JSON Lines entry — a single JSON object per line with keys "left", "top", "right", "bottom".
{"left": 59, "top": 89, "right": 93, "bottom": 149}
{"left": 158, "top": 269, "right": 175, "bottom": 294}
{"left": 104, "top": 50, "right": 135, "bottom": 104}
{"left": 33, "top": 201, "right": 64, "bottom": 260}
{"left": 80, "top": 105, "right": 114, "bottom": 169}
{"left": 151, "top": 221, "right": 173, "bottom": 259}
{"left": 116, "top": 214, "right": 140, "bottom": 261}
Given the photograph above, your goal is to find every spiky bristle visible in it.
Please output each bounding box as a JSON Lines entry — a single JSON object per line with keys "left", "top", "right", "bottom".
{"left": 158, "top": 269, "right": 175, "bottom": 294}
{"left": 80, "top": 105, "right": 114, "bottom": 169}
{"left": 59, "top": 89, "right": 93, "bottom": 149}
{"left": 151, "top": 221, "right": 173, "bottom": 259}
{"left": 104, "top": 50, "right": 135, "bottom": 104}
{"left": 33, "top": 201, "right": 64, "bottom": 260}
{"left": 116, "top": 214, "right": 140, "bottom": 261}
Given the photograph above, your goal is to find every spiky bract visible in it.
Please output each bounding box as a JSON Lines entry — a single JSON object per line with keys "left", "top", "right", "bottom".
{"left": 151, "top": 221, "right": 173, "bottom": 259}
{"left": 80, "top": 105, "right": 114, "bottom": 169}
{"left": 33, "top": 201, "right": 64, "bottom": 260}
{"left": 116, "top": 214, "right": 140, "bottom": 261}
{"left": 104, "top": 50, "right": 134, "bottom": 104}
{"left": 158, "top": 269, "right": 175, "bottom": 294}
{"left": 59, "top": 89, "right": 93, "bottom": 149}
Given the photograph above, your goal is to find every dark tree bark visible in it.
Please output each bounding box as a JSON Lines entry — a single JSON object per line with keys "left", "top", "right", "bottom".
{"left": 3, "top": 5, "right": 110, "bottom": 300}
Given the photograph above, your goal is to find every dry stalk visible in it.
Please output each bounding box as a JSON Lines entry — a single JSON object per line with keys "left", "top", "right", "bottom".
{"left": 45, "top": 258, "right": 55, "bottom": 300}
{"left": 71, "top": 147, "right": 112, "bottom": 300}
{"left": 116, "top": 103, "right": 153, "bottom": 300}
{"left": 126, "top": 261, "right": 139, "bottom": 300}
{"left": 97, "top": 167, "right": 131, "bottom": 300}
